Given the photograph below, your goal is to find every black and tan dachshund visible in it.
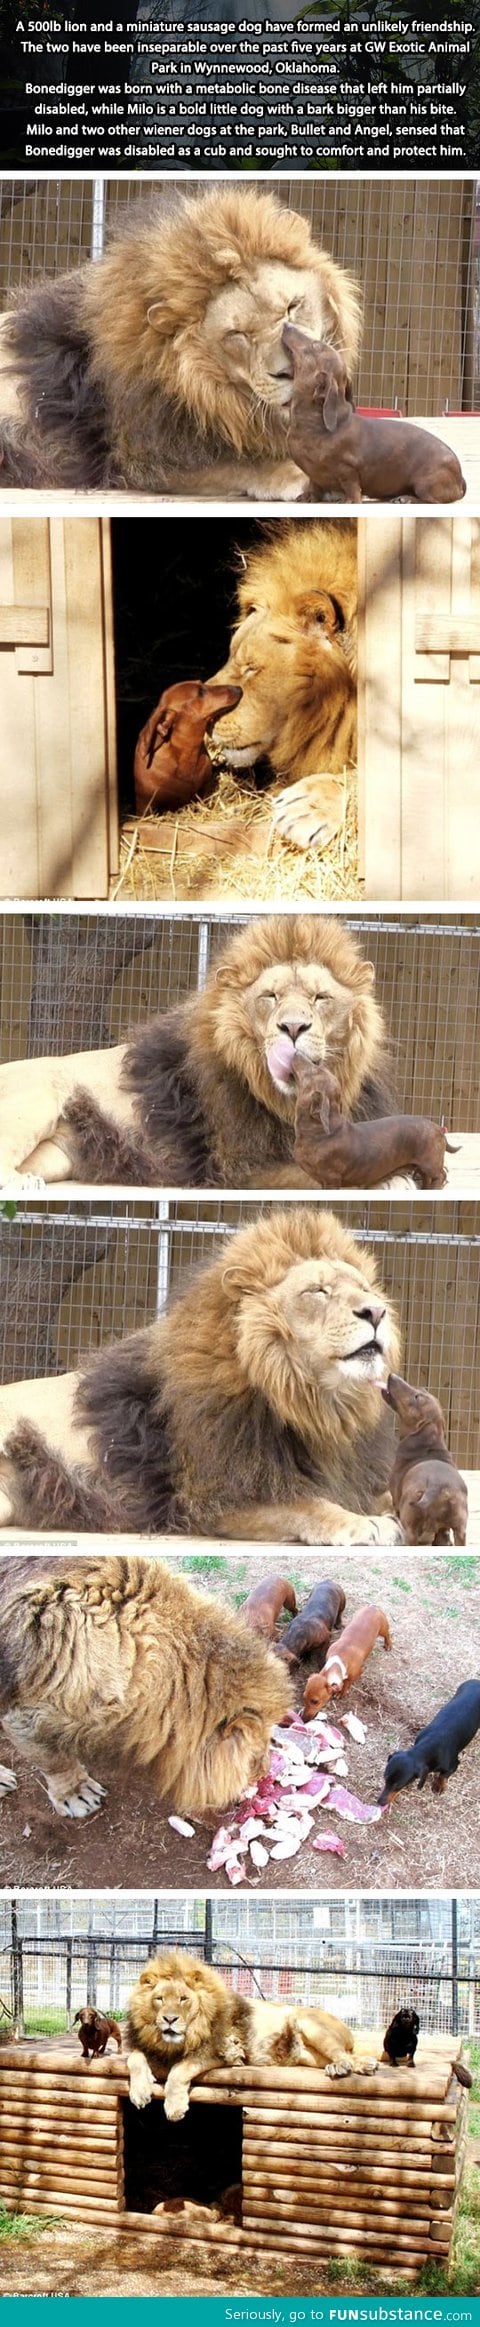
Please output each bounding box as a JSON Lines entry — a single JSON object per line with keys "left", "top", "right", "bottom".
{"left": 382, "top": 2008, "right": 420, "bottom": 2066}
{"left": 379, "top": 1680, "right": 480, "bottom": 1804}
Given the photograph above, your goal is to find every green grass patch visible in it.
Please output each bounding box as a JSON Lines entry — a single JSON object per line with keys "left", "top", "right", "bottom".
{"left": 0, "top": 2206, "right": 61, "bottom": 2241}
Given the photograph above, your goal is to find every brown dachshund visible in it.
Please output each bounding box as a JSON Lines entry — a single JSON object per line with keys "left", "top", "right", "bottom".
{"left": 283, "top": 325, "right": 466, "bottom": 505}
{"left": 277, "top": 1578, "right": 346, "bottom": 1667}
{"left": 242, "top": 1574, "right": 297, "bottom": 1640}
{"left": 293, "top": 1058, "right": 455, "bottom": 1189}
{"left": 382, "top": 1375, "right": 468, "bottom": 1546}
{"left": 304, "top": 1604, "right": 392, "bottom": 1718}
{"left": 74, "top": 2006, "right": 122, "bottom": 2058}
{"left": 134, "top": 680, "right": 242, "bottom": 814}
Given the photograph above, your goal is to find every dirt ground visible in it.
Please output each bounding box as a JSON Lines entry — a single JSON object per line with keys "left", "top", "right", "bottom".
{"left": 0, "top": 2223, "right": 447, "bottom": 2297}
{"left": 0, "top": 1551, "right": 478, "bottom": 1893}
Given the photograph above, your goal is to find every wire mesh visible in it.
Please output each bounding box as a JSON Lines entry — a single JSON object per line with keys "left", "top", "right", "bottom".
{"left": 0, "top": 178, "right": 477, "bottom": 414}
{"left": 0, "top": 1199, "right": 479, "bottom": 1463}
{"left": 0, "top": 1897, "right": 478, "bottom": 2038}
{"left": 1, "top": 912, "right": 479, "bottom": 1129}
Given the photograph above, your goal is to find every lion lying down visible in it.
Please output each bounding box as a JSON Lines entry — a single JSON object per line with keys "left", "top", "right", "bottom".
{"left": 0, "top": 1555, "right": 289, "bottom": 1821}
{"left": 125, "top": 1952, "right": 379, "bottom": 2120}
{"left": 0, "top": 1207, "right": 403, "bottom": 1546}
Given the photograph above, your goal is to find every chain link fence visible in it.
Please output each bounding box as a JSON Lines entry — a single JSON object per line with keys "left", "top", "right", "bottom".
{"left": 0, "top": 1897, "right": 478, "bottom": 2042}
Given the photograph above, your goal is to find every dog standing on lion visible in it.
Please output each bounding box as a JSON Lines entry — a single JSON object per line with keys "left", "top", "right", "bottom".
{"left": 0, "top": 188, "right": 360, "bottom": 498}
{"left": 126, "top": 1951, "right": 379, "bottom": 2118}
{"left": 0, "top": 1207, "right": 402, "bottom": 1544}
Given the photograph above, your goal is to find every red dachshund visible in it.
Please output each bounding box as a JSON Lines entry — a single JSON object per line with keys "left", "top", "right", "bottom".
{"left": 293, "top": 1059, "right": 455, "bottom": 1189}
{"left": 134, "top": 680, "right": 242, "bottom": 814}
{"left": 382, "top": 1375, "right": 468, "bottom": 1545}
{"left": 242, "top": 1575, "right": 297, "bottom": 1640}
{"left": 304, "top": 1604, "right": 392, "bottom": 1718}
{"left": 74, "top": 2006, "right": 122, "bottom": 2058}
{"left": 283, "top": 325, "right": 466, "bottom": 505}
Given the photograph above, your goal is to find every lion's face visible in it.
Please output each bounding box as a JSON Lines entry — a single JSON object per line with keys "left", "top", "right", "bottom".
{"left": 196, "top": 262, "right": 331, "bottom": 414}
{"left": 133, "top": 1960, "right": 219, "bottom": 2061}
{"left": 141, "top": 1973, "right": 196, "bottom": 2053}
{"left": 208, "top": 601, "right": 350, "bottom": 770}
{"left": 273, "top": 1252, "right": 394, "bottom": 1388}
{"left": 215, "top": 957, "right": 365, "bottom": 1107}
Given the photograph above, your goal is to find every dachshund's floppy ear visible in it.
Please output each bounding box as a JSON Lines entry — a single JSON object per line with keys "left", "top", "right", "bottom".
{"left": 323, "top": 377, "right": 340, "bottom": 433}
{"left": 144, "top": 710, "right": 174, "bottom": 768}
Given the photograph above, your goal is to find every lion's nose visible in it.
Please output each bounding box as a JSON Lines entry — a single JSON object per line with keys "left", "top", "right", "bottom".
{"left": 278, "top": 1013, "right": 312, "bottom": 1042}
{"left": 355, "top": 1302, "right": 386, "bottom": 1335}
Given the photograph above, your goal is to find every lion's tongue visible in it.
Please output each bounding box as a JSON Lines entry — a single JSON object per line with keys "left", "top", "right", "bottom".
{"left": 267, "top": 1034, "right": 296, "bottom": 1085}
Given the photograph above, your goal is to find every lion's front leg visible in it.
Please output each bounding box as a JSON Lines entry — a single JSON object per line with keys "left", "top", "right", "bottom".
{"left": 271, "top": 774, "right": 345, "bottom": 854}
{"left": 163, "top": 2058, "right": 207, "bottom": 2122}
{"left": 127, "top": 2050, "right": 158, "bottom": 2110}
{"left": 218, "top": 1499, "right": 403, "bottom": 1548}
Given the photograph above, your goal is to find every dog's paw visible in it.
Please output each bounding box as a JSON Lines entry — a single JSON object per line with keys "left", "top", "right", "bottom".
{"left": 46, "top": 1772, "right": 106, "bottom": 1820}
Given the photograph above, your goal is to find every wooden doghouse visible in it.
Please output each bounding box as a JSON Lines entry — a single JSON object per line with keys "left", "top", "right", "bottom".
{"left": 0, "top": 2035, "right": 468, "bottom": 2280}
{"left": 1, "top": 513, "right": 480, "bottom": 901}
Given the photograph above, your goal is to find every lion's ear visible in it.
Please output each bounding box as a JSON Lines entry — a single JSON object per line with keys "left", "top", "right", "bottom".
{"left": 214, "top": 246, "right": 243, "bottom": 277}
{"left": 147, "top": 302, "right": 165, "bottom": 332}
{"left": 354, "top": 960, "right": 375, "bottom": 990}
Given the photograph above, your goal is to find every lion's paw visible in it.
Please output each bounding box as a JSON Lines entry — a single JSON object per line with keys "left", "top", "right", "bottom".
{"left": 355, "top": 2057, "right": 380, "bottom": 2076}
{"left": 325, "top": 2055, "right": 354, "bottom": 2080}
{"left": 46, "top": 1772, "right": 106, "bottom": 1820}
{"left": 333, "top": 1514, "right": 404, "bottom": 1548}
{"left": 223, "top": 2034, "right": 247, "bottom": 2066}
{"left": 164, "top": 2078, "right": 190, "bottom": 2123}
{"left": 128, "top": 2055, "right": 156, "bottom": 2111}
{"left": 0, "top": 1765, "right": 16, "bottom": 1800}
{"left": 271, "top": 776, "right": 342, "bottom": 854}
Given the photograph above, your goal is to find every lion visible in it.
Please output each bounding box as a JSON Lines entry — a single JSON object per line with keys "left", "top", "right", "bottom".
{"left": 208, "top": 519, "right": 357, "bottom": 849}
{"left": 126, "top": 1953, "right": 252, "bottom": 2119}
{"left": 0, "top": 1554, "right": 289, "bottom": 1820}
{"left": 126, "top": 1956, "right": 379, "bottom": 2118}
{"left": 0, "top": 916, "right": 392, "bottom": 1191}
{"left": 0, "top": 1207, "right": 402, "bottom": 1545}
{"left": 0, "top": 188, "right": 360, "bottom": 497}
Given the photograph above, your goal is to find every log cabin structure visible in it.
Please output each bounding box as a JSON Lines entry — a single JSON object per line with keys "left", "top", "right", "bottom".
{"left": 0, "top": 2035, "right": 468, "bottom": 2280}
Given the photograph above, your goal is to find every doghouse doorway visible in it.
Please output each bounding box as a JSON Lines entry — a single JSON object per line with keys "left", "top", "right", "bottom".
{"left": 122, "top": 2095, "right": 243, "bottom": 2218}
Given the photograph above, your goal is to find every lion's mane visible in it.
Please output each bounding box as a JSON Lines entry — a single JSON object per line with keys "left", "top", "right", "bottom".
{"left": 2, "top": 1208, "right": 400, "bottom": 1537}
{"left": 0, "top": 189, "right": 360, "bottom": 491}
{"left": 209, "top": 520, "right": 357, "bottom": 785}
{"left": 126, "top": 1953, "right": 251, "bottom": 2077}
{"left": 0, "top": 1555, "right": 289, "bottom": 1814}
{"left": 59, "top": 914, "right": 392, "bottom": 1188}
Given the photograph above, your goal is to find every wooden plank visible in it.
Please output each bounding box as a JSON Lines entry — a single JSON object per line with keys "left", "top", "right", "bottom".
{"left": 359, "top": 512, "right": 403, "bottom": 897}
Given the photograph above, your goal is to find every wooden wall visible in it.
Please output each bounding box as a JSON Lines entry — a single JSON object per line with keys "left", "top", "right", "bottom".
{"left": 0, "top": 2041, "right": 466, "bottom": 2279}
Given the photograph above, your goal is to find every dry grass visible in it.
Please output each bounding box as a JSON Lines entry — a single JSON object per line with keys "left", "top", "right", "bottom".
{"left": 112, "top": 768, "right": 360, "bottom": 904}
